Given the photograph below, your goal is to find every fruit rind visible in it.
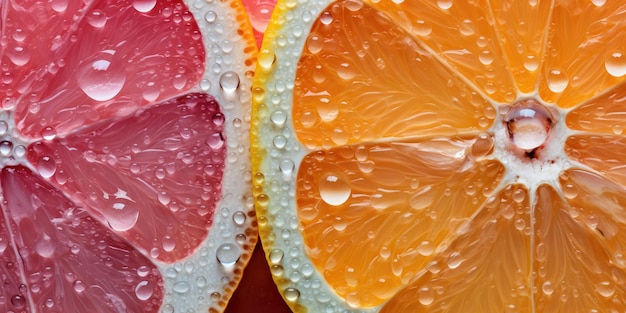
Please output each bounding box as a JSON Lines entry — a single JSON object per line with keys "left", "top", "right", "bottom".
{"left": 251, "top": 0, "right": 380, "bottom": 311}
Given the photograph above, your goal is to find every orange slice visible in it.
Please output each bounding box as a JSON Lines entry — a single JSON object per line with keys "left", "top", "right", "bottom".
{"left": 252, "top": 0, "right": 626, "bottom": 312}
{"left": 0, "top": 0, "right": 257, "bottom": 312}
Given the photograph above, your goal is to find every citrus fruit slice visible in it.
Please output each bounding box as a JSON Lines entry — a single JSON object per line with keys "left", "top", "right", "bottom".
{"left": 251, "top": 0, "right": 626, "bottom": 312}
{"left": 241, "top": 0, "right": 277, "bottom": 47}
{"left": 0, "top": 0, "right": 257, "bottom": 312}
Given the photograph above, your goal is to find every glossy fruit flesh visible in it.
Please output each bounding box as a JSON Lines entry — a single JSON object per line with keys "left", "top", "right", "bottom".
{"left": 0, "top": 0, "right": 248, "bottom": 312}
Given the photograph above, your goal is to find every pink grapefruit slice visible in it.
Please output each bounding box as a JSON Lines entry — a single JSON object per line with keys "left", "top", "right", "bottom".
{"left": 0, "top": 0, "right": 257, "bottom": 312}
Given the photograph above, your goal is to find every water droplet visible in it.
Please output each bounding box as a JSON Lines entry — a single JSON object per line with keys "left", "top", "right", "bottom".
{"left": 142, "top": 82, "right": 160, "bottom": 101}
{"left": 269, "top": 249, "right": 284, "bottom": 264}
{"left": 418, "top": 287, "right": 434, "bottom": 305}
{"left": 270, "top": 110, "right": 287, "bottom": 127}
{"left": 258, "top": 50, "right": 276, "bottom": 69}
{"left": 206, "top": 132, "right": 224, "bottom": 150}
{"left": 523, "top": 55, "right": 539, "bottom": 71}
{"left": 542, "top": 280, "right": 554, "bottom": 295}
{"left": 0, "top": 141, "right": 13, "bottom": 156}
{"left": 591, "top": 0, "right": 606, "bottom": 6}
{"left": 320, "top": 11, "right": 333, "bottom": 25}
{"left": 307, "top": 35, "right": 323, "bottom": 54}
{"left": 72, "top": 280, "right": 86, "bottom": 294}
{"left": 87, "top": 10, "right": 107, "bottom": 28}
{"left": 38, "top": 156, "right": 57, "bottom": 178}
{"left": 204, "top": 10, "right": 217, "bottom": 23}
{"left": 50, "top": 0, "right": 68, "bottom": 12}
{"left": 409, "top": 186, "right": 434, "bottom": 210}
{"left": 437, "top": 0, "right": 453, "bottom": 10}
{"left": 216, "top": 243, "right": 240, "bottom": 266}
{"left": 417, "top": 241, "right": 434, "bottom": 256}
{"left": 505, "top": 100, "right": 554, "bottom": 150}
{"left": 7, "top": 45, "right": 30, "bottom": 66}
{"left": 219, "top": 71, "right": 240, "bottom": 92}
{"left": 42, "top": 126, "right": 56, "bottom": 140}
{"left": 447, "top": 252, "right": 463, "bottom": 269}
{"left": 157, "top": 192, "right": 171, "bottom": 205}
{"left": 0, "top": 121, "right": 7, "bottom": 135}
{"left": 77, "top": 52, "right": 126, "bottom": 101}
{"left": 162, "top": 235, "right": 176, "bottom": 252}
{"left": 459, "top": 19, "right": 475, "bottom": 36}
{"left": 232, "top": 211, "right": 246, "bottom": 225}
{"left": 479, "top": 50, "right": 494, "bottom": 65}
{"left": 173, "top": 281, "right": 190, "bottom": 294}
{"left": 279, "top": 159, "right": 295, "bottom": 175}
{"left": 597, "top": 281, "right": 615, "bottom": 297}
{"left": 605, "top": 51, "right": 626, "bottom": 77}
{"left": 319, "top": 172, "right": 351, "bottom": 206}
{"left": 284, "top": 288, "right": 300, "bottom": 302}
{"left": 547, "top": 69, "right": 568, "bottom": 93}
{"left": 105, "top": 204, "right": 139, "bottom": 232}
{"left": 11, "top": 294, "right": 26, "bottom": 308}
{"left": 512, "top": 189, "right": 525, "bottom": 203}
{"left": 135, "top": 281, "right": 154, "bottom": 300}
{"left": 162, "top": 304, "right": 174, "bottom": 313}
{"left": 133, "top": 0, "right": 157, "bottom": 12}
{"left": 415, "top": 20, "right": 432, "bottom": 36}
{"left": 562, "top": 183, "right": 578, "bottom": 199}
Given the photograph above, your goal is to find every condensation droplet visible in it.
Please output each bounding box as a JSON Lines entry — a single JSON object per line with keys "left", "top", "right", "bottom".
{"left": 269, "top": 249, "right": 284, "bottom": 264}
{"left": 73, "top": 280, "right": 86, "bottom": 293}
{"left": 605, "top": 51, "right": 626, "bottom": 77}
{"left": 284, "top": 288, "right": 300, "bottom": 302}
{"left": 436, "top": 0, "right": 453, "bottom": 10}
{"left": 42, "top": 126, "right": 56, "bottom": 141}
{"left": 591, "top": 0, "right": 606, "bottom": 6}
{"left": 87, "top": 10, "right": 107, "bottom": 28}
{"left": 38, "top": 156, "right": 57, "bottom": 178}
{"left": 547, "top": 69, "right": 568, "bottom": 93}
{"left": 173, "top": 281, "right": 190, "bottom": 294}
{"left": 418, "top": 287, "right": 434, "bottom": 305}
{"left": 523, "top": 55, "right": 539, "bottom": 71}
{"left": 415, "top": 20, "right": 432, "bottom": 36}
{"left": 542, "top": 281, "right": 554, "bottom": 295}
{"left": 319, "top": 173, "right": 351, "bottom": 206}
{"left": 0, "top": 141, "right": 13, "bottom": 156}
{"left": 135, "top": 281, "right": 153, "bottom": 301}
{"left": 232, "top": 211, "right": 246, "bottom": 225}
{"left": 216, "top": 243, "right": 240, "bottom": 266}
{"left": 77, "top": 52, "right": 126, "bottom": 101}
{"left": 133, "top": 0, "right": 157, "bottom": 12}
{"left": 219, "top": 71, "right": 240, "bottom": 92}
{"left": 597, "top": 281, "right": 615, "bottom": 298}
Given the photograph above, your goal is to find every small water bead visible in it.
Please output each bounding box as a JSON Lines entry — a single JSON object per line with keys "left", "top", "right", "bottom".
{"left": 319, "top": 172, "right": 351, "bottom": 206}
{"left": 11, "top": 294, "right": 26, "bottom": 308}
{"left": 73, "top": 280, "right": 86, "bottom": 293}
{"left": 504, "top": 100, "right": 554, "bottom": 151}
{"left": 87, "top": 10, "right": 107, "bottom": 28}
{"left": 279, "top": 159, "right": 295, "bottom": 175}
{"left": 591, "top": 0, "right": 606, "bottom": 6}
{"left": 216, "top": 243, "right": 240, "bottom": 266}
{"left": 273, "top": 135, "right": 287, "bottom": 149}
{"left": 605, "top": 51, "right": 626, "bottom": 77}
{"left": 42, "top": 126, "right": 56, "bottom": 140}
{"left": 542, "top": 280, "right": 554, "bottom": 295}
{"left": 161, "top": 304, "right": 174, "bottom": 313}
{"left": 436, "top": 0, "right": 453, "bottom": 10}
{"left": 135, "top": 281, "right": 154, "bottom": 300}
{"left": 459, "top": 19, "right": 475, "bottom": 36}
{"left": 523, "top": 55, "right": 539, "bottom": 71}
{"left": 269, "top": 249, "right": 284, "bottom": 264}
{"left": 173, "top": 281, "right": 191, "bottom": 294}
{"left": 38, "top": 155, "right": 57, "bottom": 178}
{"left": 0, "top": 121, "right": 8, "bottom": 135}
{"left": 219, "top": 71, "right": 240, "bottom": 93}
{"left": 596, "top": 281, "right": 615, "bottom": 297}
{"left": 284, "top": 288, "right": 300, "bottom": 302}
{"left": 319, "top": 10, "right": 333, "bottom": 25}
{"left": 478, "top": 50, "right": 494, "bottom": 65}
{"left": 132, "top": 0, "right": 157, "bottom": 12}
{"left": 418, "top": 287, "right": 435, "bottom": 305}
{"left": 547, "top": 68, "right": 568, "bottom": 93}
{"left": 0, "top": 141, "right": 13, "bottom": 156}
{"left": 232, "top": 211, "right": 246, "bottom": 225}
{"left": 7, "top": 45, "right": 30, "bottom": 66}
{"left": 415, "top": 20, "right": 432, "bottom": 36}
{"left": 270, "top": 110, "right": 287, "bottom": 127}
{"left": 417, "top": 241, "right": 434, "bottom": 256}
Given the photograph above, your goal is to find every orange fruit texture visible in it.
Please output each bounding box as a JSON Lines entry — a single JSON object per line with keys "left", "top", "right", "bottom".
{"left": 251, "top": 0, "right": 626, "bottom": 312}
{"left": 0, "top": 0, "right": 257, "bottom": 312}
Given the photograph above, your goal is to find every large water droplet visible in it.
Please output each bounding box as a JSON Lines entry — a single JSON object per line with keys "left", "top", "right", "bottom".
{"left": 219, "top": 71, "right": 240, "bottom": 92}
{"left": 7, "top": 45, "right": 30, "bottom": 66}
{"left": 105, "top": 204, "right": 139, "bottom": 232}
{"left": 418, "top": 287, "right": 434, "bottom": 305}
{"left": 216, "top": 243, "right": 240, "bottom": 266}
{"left": 87, "top": 10, "right": 107, "bottom": 28}
{"left": 38, "top": 156, "right": 57, "bottom": 178}
{"left": 11, "top": 294, "right": 26, "bottom": 308}
{"left": 284, "top": 288, "right": 300, "bottom": 302}
{"left": 605, "top": 51, "right": 626, "bottom": 77}
{"left": 436, "top": 0, "right": 453, "bottom": 10}
{"left": 319, "top": 172, "right": 351, "bottom": 206}
{"left": 415, "top": 20, "right": 432, "bottom": 36}
{"left": 135, "top": 281, "right": 154, "bottom": 301}
{"left": 173, "top": 281, "right": 190, "bottom": 294}
{"left": 547, "top": 69, "right": 568, "bottom": 93}
{"left": 77, "top": 52, "right": 126, "bottom": 101}
{"left": 0, "top": 141, "right": 13, "bottom": 156}
{"left": 232, "top": 211, "right": 246, "bottom": 225}
{"left": 133, "top": 0, "right": 157, "bottom": 12}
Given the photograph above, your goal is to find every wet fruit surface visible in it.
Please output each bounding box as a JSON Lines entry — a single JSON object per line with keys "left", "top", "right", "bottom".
{"left": 0, "top": 0, "right": 257, "bottom": 311}
{"left": 252, "top": 0, "right": 626, "bottom": 311}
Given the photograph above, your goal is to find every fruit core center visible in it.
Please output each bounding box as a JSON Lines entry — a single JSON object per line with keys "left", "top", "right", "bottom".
{"left": 504, "top": 99, "right": 554, "bottom": 151}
